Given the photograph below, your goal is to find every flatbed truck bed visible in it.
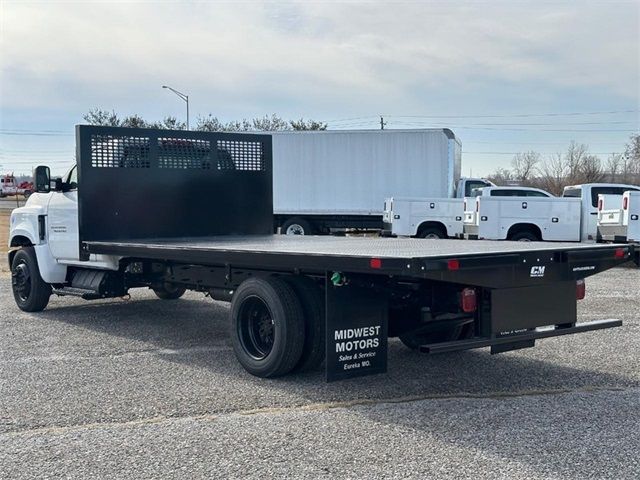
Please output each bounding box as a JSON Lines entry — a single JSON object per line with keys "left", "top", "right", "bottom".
{"left": 86, "top": 235, "right": 628, "bottom": 278}
{"left": 8, "top": 125, "right": 635, "bottom": 382}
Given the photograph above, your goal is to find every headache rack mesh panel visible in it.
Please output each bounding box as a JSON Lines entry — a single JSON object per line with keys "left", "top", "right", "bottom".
{"left": 157, "top": 137, "right": 213, "bottom": 169}
{"left": 217, "top": 140, "right": 264, "bottom": 171}
{"left": 90, "top": 134, "right": 151, "bottom": 168}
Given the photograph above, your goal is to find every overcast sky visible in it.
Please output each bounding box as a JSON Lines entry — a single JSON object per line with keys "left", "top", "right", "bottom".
{"left": 1, "top": 0, "right": 638, "bottom": 176}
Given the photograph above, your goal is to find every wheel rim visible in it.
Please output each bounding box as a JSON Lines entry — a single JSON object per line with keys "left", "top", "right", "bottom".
{"left": 12, "top": 261, "right": 31, "bottom": 302}
{"left": 285, "top": 224, "right": 305, "bottom": 235}
{"left": 238, "top": 295, "right": 275, "bottom": 360}
{"left": 517, "top": 238, "right": 533, "bottom": 242}
{"left": 424, "top": 233, "right": 441, "bottom": 239}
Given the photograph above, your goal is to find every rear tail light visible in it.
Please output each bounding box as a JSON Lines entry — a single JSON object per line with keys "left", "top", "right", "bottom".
{"left": 598, "top": 198, "right": 603, "bottom": 211}
{"left": 576, "top": 279, "right": 585, "bottom": 300}
{"left": 460, "top": 288, "right": 477, "bottom": 313}
{"left": 623, "top": 196, "right": 628, "bottom": 210}
{"left": 614, "top": 248, "right": 626, "bottom": 259}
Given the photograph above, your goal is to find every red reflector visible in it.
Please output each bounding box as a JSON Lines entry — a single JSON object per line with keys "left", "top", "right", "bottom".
{"left": 461, "top": 288, "right": 477, "bottom": 313}
{"left": 448, "top": 259, "right": 460, "bottom": 270}
{"left": 576, "top": 279, "right": 586, "bottom": 300}
{"left": 623, "top": 197, "right": 628, "bottom": 210}
{"left": 614, "top": 248, "right": 626, "bottom": 259}
{"left": 598, "top": 198, "right": 603, "bottom": 211}
{"left": 370, "top": 258, "right": 382, "bottom": 269}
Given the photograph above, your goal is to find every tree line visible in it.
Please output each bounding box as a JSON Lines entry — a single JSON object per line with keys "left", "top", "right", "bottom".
{"left": 83, "top": 109, "right": 327, "bottom": 132}
{"left": 487, "top": 135, "right": 640, "bottom": 195}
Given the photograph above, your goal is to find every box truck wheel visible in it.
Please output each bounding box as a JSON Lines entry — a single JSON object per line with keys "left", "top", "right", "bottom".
{"left": 282, "top": 217, "right": 314, "bottom": 235}
{"left": 231, "top": 277, "right": 305, "bottom": 378}
{"left": 11, "top": 247, "right": 52, "bottom": 312}
{"left": 153, "top": 283, "right": 186, "bottom": 300}
{"left": 283, "top": 276, "right": 325, "bottom": 372}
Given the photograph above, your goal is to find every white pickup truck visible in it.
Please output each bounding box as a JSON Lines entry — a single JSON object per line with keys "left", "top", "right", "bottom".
{"left": 382, "top": 178, "right": 495, "bottom": 238}
{"left": 463, "top": 183, "right": 640, "bottom": 242}
{"left": 597, "top": 190, "right": 640, "bottom": 244}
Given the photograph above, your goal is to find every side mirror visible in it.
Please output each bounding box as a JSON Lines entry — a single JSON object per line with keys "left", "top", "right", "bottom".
{"left": 34, "top": 166, "right": 51, "bottom": 193}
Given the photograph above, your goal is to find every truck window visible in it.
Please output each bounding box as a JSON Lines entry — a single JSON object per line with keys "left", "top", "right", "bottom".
{"left": 590, "top": 186, "right": 640, "bottom": 207}
{"left": 491, "top": 189, "right": 520, "bottom": 197}
{"left": 563, "top": 188, "right": 582, "bottom": 199}
{"left": 525, "top": 191, "right": 550, "bottom": 197}
{"left": 464, "top": 180, "right": 491, "bottom": 197}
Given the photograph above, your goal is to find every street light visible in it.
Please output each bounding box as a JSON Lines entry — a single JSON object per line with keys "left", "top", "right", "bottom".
{"left": 162, "top": 85, "right": 189, "bottom": 130}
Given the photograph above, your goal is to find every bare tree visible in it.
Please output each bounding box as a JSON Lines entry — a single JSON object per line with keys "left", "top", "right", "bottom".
{"left": 486, "top": 167, "right": 514, "bottom": 186}
{"left": 511, "top": 151, "right": 540, "bottom": 185}
{"left": 538, "top": 153, "right": 567, "bottom": 195}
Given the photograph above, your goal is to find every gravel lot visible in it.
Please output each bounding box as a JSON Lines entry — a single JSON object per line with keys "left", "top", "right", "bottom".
{"left": 1, "top": 267, "right": 639, "bottom": 479}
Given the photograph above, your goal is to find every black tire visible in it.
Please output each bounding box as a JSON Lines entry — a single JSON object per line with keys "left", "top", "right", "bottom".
{"left": 282, "top": 217, "right": 314, "bottom": 235}
{"left": 230, "top": 276, "right": 305, "bottom": 378}
{"left": 417, "top": 225, "right": 446, "bottom": 239}
{"left": 509, "top": 230, "right": 539, "bottom": 242}
{"left": 152, "top": 283, "right": 186, "bottom": 300}
{"left": 11, "top": 247, "right": 51, "bottom": 312}
{"left": 283, "top": 276, "right": 325, "bottom": 372}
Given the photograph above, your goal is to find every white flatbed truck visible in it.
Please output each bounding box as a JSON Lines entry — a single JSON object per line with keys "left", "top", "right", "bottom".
{"left": 8, "top": 126, "right": 634, "bottom": 381}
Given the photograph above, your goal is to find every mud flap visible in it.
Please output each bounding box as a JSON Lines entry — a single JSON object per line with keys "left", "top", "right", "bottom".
{"left": 325, "top": 277, "right": 388, "bottom": 382}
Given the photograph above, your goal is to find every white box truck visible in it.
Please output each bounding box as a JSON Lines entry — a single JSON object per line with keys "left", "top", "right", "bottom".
{"left": 271, "top": 129, "right": 489, "bottom": 234}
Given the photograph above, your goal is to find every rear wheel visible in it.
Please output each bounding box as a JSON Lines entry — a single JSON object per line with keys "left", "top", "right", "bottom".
{"left": 282, "top": 217, "right": 314, "bottom": 235}
{"left": 152, "top": 283, "right": 186, "bottom": 300}
{"left": 509, "top": 230, "right": 539, "bottom": 241}
{"left": 231, "top": 277, "right": 305, "bottom": 378}
{"left": 283, "top": 276, "right": 325, "bottom": 372}
{"left": 417, "top": 225, "right": 446, "bottom": 239}
{"left": 11, "top": 247, "right": 51, "bottom": 312}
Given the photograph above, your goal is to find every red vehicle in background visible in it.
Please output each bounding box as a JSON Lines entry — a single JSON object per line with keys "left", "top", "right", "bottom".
{"left": 0, "top": 174, "right": 33, "bottom": 198}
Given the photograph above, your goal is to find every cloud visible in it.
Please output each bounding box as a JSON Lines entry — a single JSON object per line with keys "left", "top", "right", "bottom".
{"left": 1, "top": 0, "right": 637, "bottom": 118}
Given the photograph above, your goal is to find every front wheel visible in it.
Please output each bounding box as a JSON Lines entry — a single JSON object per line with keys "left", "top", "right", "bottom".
{"left": 230, "top": 276, "right": 305, "bottom": 378}
{"left": 11, "top": 247, "right": 51, "bottom": 312}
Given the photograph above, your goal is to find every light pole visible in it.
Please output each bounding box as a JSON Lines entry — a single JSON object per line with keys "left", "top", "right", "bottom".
{"left": 162, "top": 85, "right": 189, "bottom": 130}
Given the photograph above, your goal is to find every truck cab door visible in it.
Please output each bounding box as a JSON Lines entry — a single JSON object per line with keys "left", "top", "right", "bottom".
{"left": 47, "top": 166, "right": 80, "bottom": 261}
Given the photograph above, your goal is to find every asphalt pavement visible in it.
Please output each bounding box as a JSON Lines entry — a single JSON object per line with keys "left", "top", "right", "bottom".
{"left": 1, "top": 268, "right": 639, "bottom": 479}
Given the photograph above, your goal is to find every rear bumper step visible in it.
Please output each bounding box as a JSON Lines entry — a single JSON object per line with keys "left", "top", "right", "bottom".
{"left": 419, "top": 319, "right": 622, "bottom": 354}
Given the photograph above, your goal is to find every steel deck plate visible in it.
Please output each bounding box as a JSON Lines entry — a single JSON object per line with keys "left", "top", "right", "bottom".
{"left": 86, "top": 235, "right": 621, "bottom": 260}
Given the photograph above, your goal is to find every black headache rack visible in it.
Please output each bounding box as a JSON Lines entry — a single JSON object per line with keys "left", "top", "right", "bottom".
{"left": 76, "top": 125, "right": 632, "bottom": 382}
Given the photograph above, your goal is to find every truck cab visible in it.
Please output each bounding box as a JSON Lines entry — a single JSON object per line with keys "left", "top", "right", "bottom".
{"left": 563, "top": 183, "right": 640, "bottom": 241}
{"left": 9, "top": 165, "right": 118, "bottom": 286}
